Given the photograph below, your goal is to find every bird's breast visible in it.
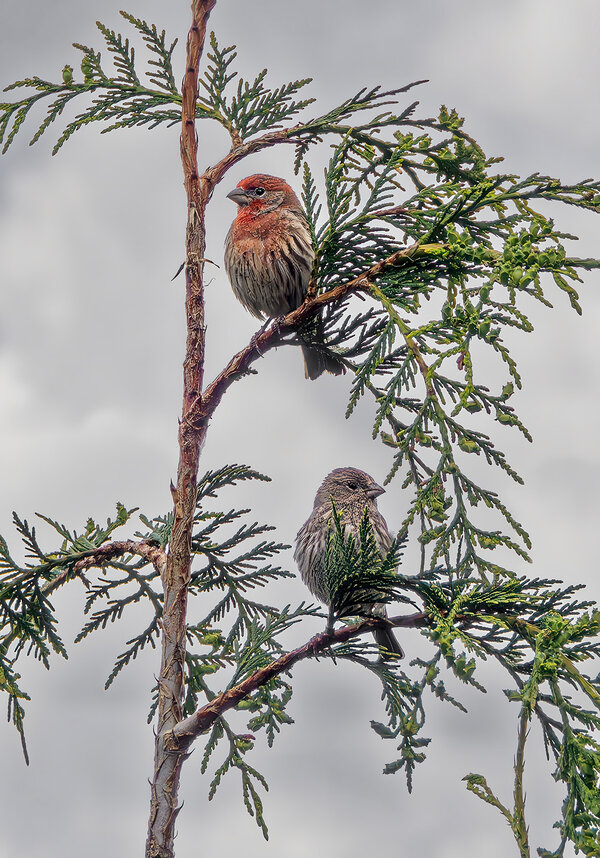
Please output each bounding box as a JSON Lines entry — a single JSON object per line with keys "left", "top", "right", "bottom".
{"left": 224, "top": 212, "right": 313, "bottom": 318}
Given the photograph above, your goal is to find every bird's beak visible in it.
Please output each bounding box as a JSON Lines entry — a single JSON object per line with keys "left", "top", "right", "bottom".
{"left": 226, "top": 187, "right": 251, "bottom": 206}
{"left": 367, "top": 482, "right": 385, "bottom": 499}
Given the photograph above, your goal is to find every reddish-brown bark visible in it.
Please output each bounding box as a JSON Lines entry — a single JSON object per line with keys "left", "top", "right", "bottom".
{"left": 172, "top": 610, "right": 429, "bottom": 748}
{"left": 145, "top": 3, "right": 216, "bottom": 857}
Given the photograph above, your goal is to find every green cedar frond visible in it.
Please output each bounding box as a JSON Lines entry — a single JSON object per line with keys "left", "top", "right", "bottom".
{"left": 196, "top": 463, "right": 271, "bottom": 500}
{"left": 323, "top": 505, "right": 409, "bottom": 620}
{"left": 202, "top": 708, "right": 271, "bottom": 838}
{"left": 246, "top": 680, "right": 294, "bottom": 747}
{"left": 96, "top": 22, "right": 140, "bottom": 86}
{"left": 200, "top": 33, "right": 314, "bottom": 142}
{"left": 228, "top": 70, "right": 314, "bottom": 138}
{"left": 200, "top": 32, "right": 238, "bottom": 114}
{"left": 118, "top": 11, "right": 178, "bottom": 94}
{"left": 104, "top": 615, "right": 161, "bottom": 690}
{"left": 295, "top": 124, "right": 600, "bottom": 587}
{"left": 193, "top": 605, "right": 320, "bottom": 837}
{"left": 0, "top": 465, "right": 296, "bottom": 762}
{"left": 0, "top": 16, "right": 184, "bottom": 154}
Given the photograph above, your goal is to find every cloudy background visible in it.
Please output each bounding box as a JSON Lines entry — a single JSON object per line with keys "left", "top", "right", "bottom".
{"left": 1, "top": 1, "right": 599, "bottom": 856}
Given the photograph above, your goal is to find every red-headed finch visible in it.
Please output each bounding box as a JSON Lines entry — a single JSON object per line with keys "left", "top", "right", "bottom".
{"left": 294, "top": 467, "right": 404, "bottom": 658}
{"left": 224, "top": 174, "right": 345, "bottom": 379}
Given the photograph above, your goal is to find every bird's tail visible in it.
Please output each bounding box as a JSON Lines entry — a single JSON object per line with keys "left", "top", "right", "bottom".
{"left": 298, "top": 312, "right": 346, "bottom": 380}
{"left": 373, "top": 626, "right": 404, "bottom": 660}
{"left": 369, "top": 603, "right": 404, "bottom": 659}
{"left": 301, "top": 340, "right": 346, "bottom": 380}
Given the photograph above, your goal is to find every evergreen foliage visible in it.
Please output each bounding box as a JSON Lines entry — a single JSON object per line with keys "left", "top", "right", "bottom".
{"left": 1, "top": 11, "right": 599, "bottom": 855}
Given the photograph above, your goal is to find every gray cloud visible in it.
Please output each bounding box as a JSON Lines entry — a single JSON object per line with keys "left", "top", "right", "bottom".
{"left": 1, "top": 2, "right": 599, "bottom": 856}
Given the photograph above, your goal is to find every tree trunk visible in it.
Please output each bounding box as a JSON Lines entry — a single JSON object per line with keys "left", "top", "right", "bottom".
{"left": 145, "top": 3, "right": 216, "bottom": 856}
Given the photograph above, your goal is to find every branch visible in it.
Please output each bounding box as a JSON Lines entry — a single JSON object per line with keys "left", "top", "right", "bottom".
{"left": 2, "top": 537, "right": 164, "bottom": 591}
{"left": 0, "top": 539, "right": 166, "bottom": 698}
{"left": 36, "top": 539, "right": 166, "bottom": 601}
{"left": 194, "top": 242, "right": 444, "bottom": 428}
{"left": 71, "top": 539, "right": 167, "bottom": 576}
{"left": 203, "top": 127, "right": 295, "bottom": 186}
{"left": 171, "top": 610, "right": 428, "bottom": 748}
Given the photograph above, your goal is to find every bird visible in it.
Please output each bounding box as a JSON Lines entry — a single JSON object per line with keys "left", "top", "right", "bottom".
{"left": 294, "top": 466, "right": 404, "bottom": 658}
{"left": 224, "top": 173, "right": 345, "bottom": 380}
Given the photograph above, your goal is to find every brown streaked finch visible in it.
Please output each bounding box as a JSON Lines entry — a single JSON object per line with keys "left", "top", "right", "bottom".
{"left": 294, "top": 466, "right": 404, "bottom": 658}
{"left": 224, "top": 174, "right": 345, "bottom": 380}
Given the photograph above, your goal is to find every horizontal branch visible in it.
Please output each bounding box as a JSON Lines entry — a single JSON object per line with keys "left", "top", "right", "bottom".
{"left": 72, "top": 539, "right": 167, "bottom": 576}
{"left": 0, "top": 539, "right": 166, "bottom": 663}
{"left": 2, "top": 538, "right": 167, "bottom": 595}
{"left": 171, "top": 609, "right": 429, "bottom": 748}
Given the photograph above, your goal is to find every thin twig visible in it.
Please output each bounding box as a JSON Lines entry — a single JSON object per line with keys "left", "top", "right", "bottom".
{"left": 512, "top": 708, "right": 531, "bottom": 858}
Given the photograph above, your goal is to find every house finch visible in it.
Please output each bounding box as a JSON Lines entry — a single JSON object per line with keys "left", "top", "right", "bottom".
{"left": 224, "top": 174, "right": 345, "bottom": 379}
{"left": 294, "top": 467, "right": 404, "bottom": 658}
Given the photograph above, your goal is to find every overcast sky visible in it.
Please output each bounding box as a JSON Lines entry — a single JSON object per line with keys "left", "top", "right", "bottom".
{"left": 1, "top": 2, "right": 599, "bottom": 857}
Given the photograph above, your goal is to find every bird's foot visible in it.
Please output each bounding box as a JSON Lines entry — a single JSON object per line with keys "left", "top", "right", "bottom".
{"left": 250, "top": 319, "right": 271, "bottom": 354}
{"left": 270, "top": 315, "right": 286, "bottom": 336}
{"left": 250, "top": 316, "right": 286, "bottom": 355}
{"left": 309, "top": 635, "right": 323, "bottom": 656}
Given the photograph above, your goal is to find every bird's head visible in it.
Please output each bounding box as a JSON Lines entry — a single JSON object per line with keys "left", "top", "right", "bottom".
{"left": 226, "top": 174, "right": 302, "bottom": 215}
{"left": 314, "top": 467, "right": 385, "bottom": 509}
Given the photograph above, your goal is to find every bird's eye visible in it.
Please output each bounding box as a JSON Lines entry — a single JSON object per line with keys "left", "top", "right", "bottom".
{"left": 347, "top": 481, "right": 358, "bottom": 490}
{"left": 254, "top": 187, "right": 265, "bottom": 196}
